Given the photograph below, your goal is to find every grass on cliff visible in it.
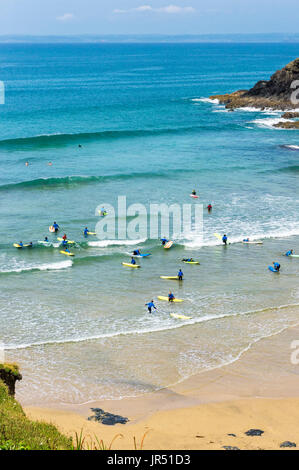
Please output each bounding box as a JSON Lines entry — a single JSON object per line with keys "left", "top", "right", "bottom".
{"left": 0, "top": 380, "right": 72, "bottom": 450}
{"left": 0, "top": 362, "right": 20, "bottom": 376}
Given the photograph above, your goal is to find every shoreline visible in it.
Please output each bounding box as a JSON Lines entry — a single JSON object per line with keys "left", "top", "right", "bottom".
{"left": 25, "top": 321, "right": 299, "bottom": 450}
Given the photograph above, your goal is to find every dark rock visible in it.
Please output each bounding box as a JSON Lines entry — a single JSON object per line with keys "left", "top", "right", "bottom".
{"left": 282, "top": 112, "right": 299, "bottom": 119}
{"left": 88, "top": 408, "right": 128, "bottom": 426}
{"left": 210, "top": 58, "right": 299, "bottom": 110}
{"left": 280, "top": 441, "right": 296, "bottom": 448}
{"left": 273, "top": 120, "right": 299, "bottom": 129}
{"left": 195, "top": 435, "right": 205, "bottom": 438}
{"left": 223, "top": 446, "right": 240, "bottom": 450}
{"left": 245, "top": 429, "right": 264, "bottom": 436}
{"left": 228, "top": 433, "right": 236, "bottom": 437}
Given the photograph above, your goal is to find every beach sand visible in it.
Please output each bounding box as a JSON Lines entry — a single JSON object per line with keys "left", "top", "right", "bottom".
{"left": 25, "top": 323, "right": 299, "bottom": 450}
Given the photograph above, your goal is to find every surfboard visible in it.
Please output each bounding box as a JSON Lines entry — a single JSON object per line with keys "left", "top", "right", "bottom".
{"left": 160, "top": 276, "right": 182, "bottom": 280}
{"left": 86, "top": 232, "right": 96, "bottom": 236}
{"left": 60, "top": 251, "right": 75, "bottom": 257}
{"left": 13, "top": 243, "right": 31, "bottom": 248}
{"left": 290, "top": 255, "right": 299, "bottom": 258}
{"left": 164, "top": 241, "right": 174, "bottom": 249}
{"left": 38, "top": 241, "right": 52, "bottom": 246}
{"left": 183, "top": 260, "right": 200, "bottom": 265}
{"left": 268, "top": 266, "right": 279, "bottom": 273}
{"left": 242, "top": 240, "right": 263, "bottom": 245}
{"left": 57, "top": 238, "right": 75, "bottom": 244}
{"left": 170, "top": 313, "right": 192, "bottom": 320}
{"left": 49, "top": 225, "right": 56, "bottom": 233}
{"left": 190, "top": 194, "right": 199, "bottom": 199}
{"left": 130, "top": 253, "right": 151, "bottom": 258}
{"left": 122, "top": 262, "right": 140, "bottom": 269}
{"left": 214, "top": 233, "right": 230, "bottom": 244}
{"left": 158, "top": 296, "right": 184, "bottom": 303}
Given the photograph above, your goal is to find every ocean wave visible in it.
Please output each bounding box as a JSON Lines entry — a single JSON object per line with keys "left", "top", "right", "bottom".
{"left": 0, "top": 126, "right": 205, "bottom": 150}
{"left": 0, "top": 170, "right": 192, "bottom": 192}
{"left": 0, "top": 260, "right": 72, "bottom": 274}
{"left": 281, "top": 144, "right": 299, "bottom": 151}
{"left": 183, "top": 227, "right": 299, "bottom": 248}
{"left": 191, "top": 97, "right": 219, "bottom": 105}
{"left": 251, "top": 117, "right": 294, "bottom": 129}
{"left": 5, "top": 302, "right": 299, "bottom": 351}
{"left": 88, "top": 238, "right": 147, "bottom": 248}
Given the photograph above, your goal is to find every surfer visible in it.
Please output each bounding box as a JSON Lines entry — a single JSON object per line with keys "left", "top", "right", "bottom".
{"left": 44, "top": 237, "right": 49, "bottom": 242}
{"left": 285, "top": 250, "right": 293, "bottom": 256}
{"left": 133, "top": 249, "right": 141, "bottom": 256}
{"left": 178, "top": 269, "right": 184, "bottom": 281}
{"left": 19, "top": 241, "right": 23, "bottom": 248}
{"left": 131, "top": 257, "right": 136, "bottom": 265}
{"left": 145, "top": 300, "right": 157, "bottom": 314}
{"left": 273, "top": 262, "right": 281, "bottom": 272}
{"left": 62, "top": 234, "right": 67, "bottom": 241}
{"left": 25, "top": 161, "right": 29, "bottom": 167}
{"left": 182, "top": 258, "right": 194, "bottom": 262}
{"left": 191, "top": 189, "right": 196, "bottom": 195}
{"left": 84, "top": 227, "right": 89, "bottom": 237}
{"left": 222, "top": 234, "right": 228, "bottom": 245}
{"left": 168, "top": 291, "right": 175, "bottom": 302}
{"left": 61, "top": 239, "right": 68, "bottom": 247}
{"left": 53, "top": 222, "right": 59, "bottom": 233}
{"left": 161, "top": 238, "right": 168, "bottom": 246}
{"left": 243, "top": 238, "right": 250, "bottom": 242}
{"left": 207, "top": 204, "right": 212, "bottom": 212}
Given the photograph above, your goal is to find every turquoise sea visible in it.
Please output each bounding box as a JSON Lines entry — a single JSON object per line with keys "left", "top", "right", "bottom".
{"left": 1, "top": 42, "right": 299, "bottom": 406}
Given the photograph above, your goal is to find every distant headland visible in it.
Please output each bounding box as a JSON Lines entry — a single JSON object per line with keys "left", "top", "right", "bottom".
{"left": 210, "top": 58, "right": 299, "bottom": 128}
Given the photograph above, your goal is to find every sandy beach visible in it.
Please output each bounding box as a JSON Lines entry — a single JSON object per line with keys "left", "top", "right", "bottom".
{"left": 25, "top": 322, "right": 299, "bottom": 450}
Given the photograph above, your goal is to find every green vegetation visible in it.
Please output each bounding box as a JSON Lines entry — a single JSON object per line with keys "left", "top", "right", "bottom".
{"left": 0, "top": 380, "right": 72, "bottom": 450}
{"left": 0, "top": 363, "right": 20, "bottom": 377}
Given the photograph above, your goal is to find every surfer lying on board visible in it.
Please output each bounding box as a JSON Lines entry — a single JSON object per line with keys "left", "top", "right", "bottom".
{"left": 285, "top": 250, "right": 293, "bottom": 256}
{"left": 161, "top": 238, "right": 168, "bottom": 246}
{"left": 145, "top": 301, "right": 157, "bottom": 314}
{"left": 64, "top": 247, "right": 71, "bottom": 254}
{"left": 222, "top": 234, "right": 228, "bottom": 245}
{"left": 178, "top": 269, "right": 184, "bottom": 281}
{"left": 132, "top": 249, "right": 141, "bottom": 256}
{"left": 182, "top": 258, "right": 194, "bottom": 262}
{"left": 168, "top": 291, "right": 175, "bottom": 302}
{"left": 243, "top": 238, "right": 250, "bottom": 242}
{"left": 53, "top": 222, "right": 59, "bottom": 233}
{"left": 100, "top": 207, "right": 107, "bottom": 216}
{"left": 273, "top": 262, "right": 281, "bottom": 272}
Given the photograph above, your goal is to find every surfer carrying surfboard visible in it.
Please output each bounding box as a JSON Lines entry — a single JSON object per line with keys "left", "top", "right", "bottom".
{"left": 222, "top": 234, "right": 228, "bottom": 245}
{"left": 52, "top": 222, "right": 59, "bottom": 233}
{"left": 285, "top": 250, "right": 293, "bottom": 257}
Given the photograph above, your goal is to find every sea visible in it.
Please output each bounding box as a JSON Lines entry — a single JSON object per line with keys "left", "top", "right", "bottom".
{"left": 0, "top": 42, "right": 299, "bottom": 406}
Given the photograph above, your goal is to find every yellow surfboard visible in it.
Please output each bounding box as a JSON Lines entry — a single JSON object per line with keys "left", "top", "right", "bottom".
{"left": 122, "top": 262, "right": 140, "bottom": 269}
{"left": 57, "top": 238, "right": 75, "bottom": 244}
{"left": 160, "top": 276, "right": 182, "bottom": 280}
{"left": 183, "top": 261, "right": 200, "bottom": 265}
{"left": 86, "top": 232, "right": 96, "bottom": 236}
{"left": 170, "top": 313, "right": 192, "bottom": 320}
{"left": 60, "top": 251, "right": 75, "bottom": 257}
{"left": 158, "top": 296, "right": 184, "bottom": 303}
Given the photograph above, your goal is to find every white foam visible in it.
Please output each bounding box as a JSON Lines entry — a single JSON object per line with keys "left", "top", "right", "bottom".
{"left": 88, "top": 238, "right": 147, "bottom": 248}
{"left": 251, "top": 117, "right": 293, "bottom": 129}
{"left": 191, "top": 97, "right": 219, "bottom": 105}
{"left": 0, "top": 260, "right": 72, "bottom": 273}
{"left": 5, "top": 302, "right": 299, "bottom": 351}
{"left": 284, "top": 145, "right": 299, "bottom": 150}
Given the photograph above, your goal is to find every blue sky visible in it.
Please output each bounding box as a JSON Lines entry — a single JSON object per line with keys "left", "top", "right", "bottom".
{"left": 1, "top": 0, "right": 299, "bottom": 35}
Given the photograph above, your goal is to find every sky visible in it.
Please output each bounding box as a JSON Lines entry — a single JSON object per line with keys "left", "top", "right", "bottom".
{"left": 1, "top": 0, "right": 299, "bottom": 36}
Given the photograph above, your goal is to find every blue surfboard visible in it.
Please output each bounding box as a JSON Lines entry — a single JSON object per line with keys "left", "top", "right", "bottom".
{"left": 268, "top": 266, "right": 279, "bottom": 273}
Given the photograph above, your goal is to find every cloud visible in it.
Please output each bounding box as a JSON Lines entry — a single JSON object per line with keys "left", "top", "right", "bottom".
{"left": 113, "top": 5, "right": 195, "bottom": 14}
{"left": 56, "top": 13, "right": 75, "bottom": 22}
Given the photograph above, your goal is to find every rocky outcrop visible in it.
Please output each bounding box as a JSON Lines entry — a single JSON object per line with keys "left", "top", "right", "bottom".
{"left": 274, "top": 120, "right": 299, "bottom": 129}
{"left": 210, "top": 58, "right": 299, "bottom": 110}
{"left": 0, "top": 363, "right": 22, "bottom": 396}
{"left": 282, "top": 112, "right": 299, "bottom": 119}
